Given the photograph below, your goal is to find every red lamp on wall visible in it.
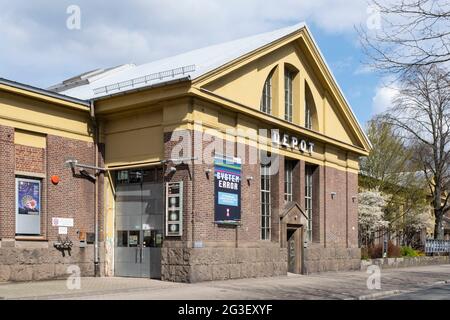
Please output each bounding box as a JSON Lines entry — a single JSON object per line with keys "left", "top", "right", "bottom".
{"left": 51, "top": 175, "right": 60, "bottom": 185}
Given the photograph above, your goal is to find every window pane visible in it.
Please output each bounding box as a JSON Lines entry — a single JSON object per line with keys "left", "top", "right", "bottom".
{"left": 260, "top": 162, "right": 271, "bottom": 240}
{"left": 117, "top": 231, "right": 128, "bottom": 247}
{"left": 284, "top": 70, "right": 293, "bottom": 122}
{"left": 261, "top": 75, "right": 272, "bottom": 114}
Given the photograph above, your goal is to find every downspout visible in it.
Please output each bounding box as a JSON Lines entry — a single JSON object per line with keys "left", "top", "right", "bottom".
{"left": 190, "top": 97, "right": 195, "bottom": 248}
{"left": 90, "top": 100, "right": 100, "bottom": 277}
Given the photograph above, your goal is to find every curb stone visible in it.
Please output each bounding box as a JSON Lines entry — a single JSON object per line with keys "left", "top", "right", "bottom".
{"left": 358, "top": 290, "right": 407, "bottom": 300}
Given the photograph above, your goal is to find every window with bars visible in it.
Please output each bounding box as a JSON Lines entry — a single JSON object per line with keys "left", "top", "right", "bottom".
{"left": 284, "top": 69, "right": 293, "bottom": 122}
{"left": 284, "top": 160, "right": 294, "bottom": 203}
{"left": 305, "top": 165, "right": 314, "bottom": 242}
{"left": 260, "top": 163, "right": 271, "bottom": 240}
{"left": 260, "top": 74, "right": 272, "bottom": 114}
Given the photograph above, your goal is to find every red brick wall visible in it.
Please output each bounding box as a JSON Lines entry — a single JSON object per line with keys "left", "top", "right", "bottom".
{"left": 46, "top": 135, "right": 96, "bottom": 241}
{"left": 0, "top": 126, "right": 99, "bottom": 242}
{"left": 164, "top": 130, "right": 264, "bottom": 245}
{"left": 347, "top": 171, "right": 359, "bottom": 248}
{"left": 163, "top": 129, "right": 360, "bottom": 250}
{"left": 15, "top": 145, "right": 45, "bottom": 173}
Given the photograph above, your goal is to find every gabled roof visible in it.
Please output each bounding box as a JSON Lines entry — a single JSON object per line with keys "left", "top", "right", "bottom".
{"left": 50, "top": 22, "right": 306, "bottom": 100}
{"left": 49, "top": 22, "right": 371, "bottom": 152}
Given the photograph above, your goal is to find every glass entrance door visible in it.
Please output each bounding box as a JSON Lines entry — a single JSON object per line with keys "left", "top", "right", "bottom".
{"left": 114, "top": 169, "right": 163, "bottom": 278}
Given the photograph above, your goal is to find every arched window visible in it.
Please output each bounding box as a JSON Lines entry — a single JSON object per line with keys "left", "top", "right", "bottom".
{"left": 305, "top": 82, "right": 317, "bottom": 130}
{"left": 260, "top": 71, "right": 274, "bottom": 114}
{"left": 284, "top": 68, "right": 294, "bottom": 122}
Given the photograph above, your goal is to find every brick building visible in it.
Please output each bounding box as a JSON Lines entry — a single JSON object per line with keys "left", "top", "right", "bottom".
{"left": 0, "top": 23, "right": 371, "bottom": 282}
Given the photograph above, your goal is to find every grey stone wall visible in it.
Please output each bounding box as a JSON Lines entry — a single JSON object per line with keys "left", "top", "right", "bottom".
{"left": 161, "top": 246, "right": 288, "bottom": 283}
{"left": 361, "top": 256, "right": 450, "bottom": 271}
{"left": 303, "top": 244, "right": 361, "bottom": 274}
{"left": 0, "top": 241, "right": 104, "bottom": 282}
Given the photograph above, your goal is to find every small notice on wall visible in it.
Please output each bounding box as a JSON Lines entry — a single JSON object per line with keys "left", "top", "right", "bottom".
{"left": 52, "top": 217, "right": 74, "bottom": 227}
{"left": 58, "top": 227, "right": 68, "bottom": 235}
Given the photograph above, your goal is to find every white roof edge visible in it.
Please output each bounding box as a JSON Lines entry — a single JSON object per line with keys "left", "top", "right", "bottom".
{"left": 300, "top": 23, "right": 372, "bottom": 150}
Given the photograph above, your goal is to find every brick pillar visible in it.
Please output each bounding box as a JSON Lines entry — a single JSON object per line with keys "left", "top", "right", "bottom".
{"left": 292, "top": 160, "right": 302, "bottom": 206}
{"left": 270, "top": 153, "right": 284, "bottom": 243}
{"left": 238, "top": 144, "right": 260, "bottom": 242}
{"left": 163, "top": 130, "right": 193, "bottom": 245}
{"left": 319, "top": 165, "right": 326, "bottom": 246}
{"left": 0, "top": 126, "right": 15, "bottom": 239}
{"left": 347, "top": 171, "right": 358, "bottom": 248}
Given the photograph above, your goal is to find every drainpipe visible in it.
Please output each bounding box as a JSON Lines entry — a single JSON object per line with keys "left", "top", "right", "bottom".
{"left": 90, "top": 100, "right": 100, "bottom": 277}
{"left": 190, "top": 97, "right": 195, "bottom": 249}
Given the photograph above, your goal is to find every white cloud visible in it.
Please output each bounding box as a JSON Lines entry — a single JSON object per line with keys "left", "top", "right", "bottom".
{"left": 0, "top": 0, "right": 372, "bottom": 87}
{"left": 372, "top": 85, "right": 398, "bottom": 114}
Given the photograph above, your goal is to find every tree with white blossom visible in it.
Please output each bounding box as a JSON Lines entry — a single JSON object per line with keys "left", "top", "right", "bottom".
{"left": 358, "top": 189, "right": 390, "bottom": 247}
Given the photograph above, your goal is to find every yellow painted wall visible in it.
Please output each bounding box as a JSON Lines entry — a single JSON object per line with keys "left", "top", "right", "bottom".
{"left": 102, "top": 108, "right": 165, "bottom": 166}
{"left": 14, "top": 129, "right": 46, "bottom": 148}
{"left": 0, "top": 90, "right": 92, "bottom": 141}
{"left": 204, "top": 43, "right": 326, "bottom": 131}
{"left": 189, "top": 99, "right": 358, "bottom": 174}
{"left": 202, "top": 39, "right": 361, "bottom": 150}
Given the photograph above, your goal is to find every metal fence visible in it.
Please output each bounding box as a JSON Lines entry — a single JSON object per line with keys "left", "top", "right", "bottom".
{"left": 425, "top": 239, "right": 450, "bottom": 254}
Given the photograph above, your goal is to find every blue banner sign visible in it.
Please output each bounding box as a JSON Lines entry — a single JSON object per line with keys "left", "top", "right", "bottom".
{"left": 214, "top": 156, "right": 241, "bottom": 224}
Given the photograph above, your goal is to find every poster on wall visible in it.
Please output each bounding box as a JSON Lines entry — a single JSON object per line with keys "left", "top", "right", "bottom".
{"left": 16, "top": 178, "right": 41, "bottom": 235}
{"left": 214, "top": 155, "right": 241, "bottom": 224}
{"left": 17, "top": 179, "right": 41, "bottom": 215}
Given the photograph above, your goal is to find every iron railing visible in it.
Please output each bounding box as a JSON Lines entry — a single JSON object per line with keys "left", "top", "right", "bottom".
{"left": 425, "top": 239, "right": 450, "bottom": 254}
{"left": 93, "top": 64, "right": 196, "bottom": 95}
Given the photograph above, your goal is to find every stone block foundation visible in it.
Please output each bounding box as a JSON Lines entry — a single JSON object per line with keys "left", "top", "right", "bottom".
{"left": 303, "top": 244, "right": 361, "bottom": 274}
{"left": 0, "top": 241, "right": 104, "bottom": 282}
{"left": 161, "top": 245, "right": 288, "bottom": 283}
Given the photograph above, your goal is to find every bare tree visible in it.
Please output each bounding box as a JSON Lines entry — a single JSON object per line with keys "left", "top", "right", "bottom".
{"left": 360, "top": 0, "right": 450, "bottom": 74}
{"left": 383, "top": 65, "right": 450, "bottom": 239}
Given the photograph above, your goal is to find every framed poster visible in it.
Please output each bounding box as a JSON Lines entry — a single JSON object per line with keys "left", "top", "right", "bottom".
{"left": 15, "top": 177, "right": 41, "bottom": 235}
{"left": 165, "top": 181, "right": 183, "bottom": 236}
{"left": 214, "top": 155, "right": 241, "bottom": 224}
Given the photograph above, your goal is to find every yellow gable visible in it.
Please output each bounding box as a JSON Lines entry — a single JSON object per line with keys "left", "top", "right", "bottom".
{"left": 192, "top": 27, "right": 368, "bottom": 153}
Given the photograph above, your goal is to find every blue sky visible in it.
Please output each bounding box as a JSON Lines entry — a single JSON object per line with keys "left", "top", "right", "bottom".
{"left": 0, "top": 0, "right": 391, "bottom": 127}
{"left": 307, "top": 24, "right": 383, "bottom": 126}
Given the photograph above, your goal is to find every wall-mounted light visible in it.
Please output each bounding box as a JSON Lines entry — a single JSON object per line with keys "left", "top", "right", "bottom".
{"left": 246, "top": 176, "right": 254, "bottom": 182}
{"left": 331, "top": 192, "right": 337, "bottom": 199}
{"left": 352, "top": 196, "right": 357, "bottom": 203}
{"left": 204, "top": 168, "right": 212, "bottom": 179}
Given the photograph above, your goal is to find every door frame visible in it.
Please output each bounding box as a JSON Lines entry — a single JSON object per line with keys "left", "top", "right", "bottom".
{"left": 280, "top": 202, "right": 308, "bottom": 274}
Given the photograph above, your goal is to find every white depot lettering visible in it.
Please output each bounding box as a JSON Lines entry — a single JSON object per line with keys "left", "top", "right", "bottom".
{"left": 271, "top": 130, "right": 315, "bottom": 154}
{"left": 282, "top": 134, "right": 290, "bottom": 147}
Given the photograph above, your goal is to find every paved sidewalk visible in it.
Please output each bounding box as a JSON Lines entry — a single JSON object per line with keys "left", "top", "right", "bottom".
{"left": 0, "top": 264, "right": 449, "bottom": 300}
